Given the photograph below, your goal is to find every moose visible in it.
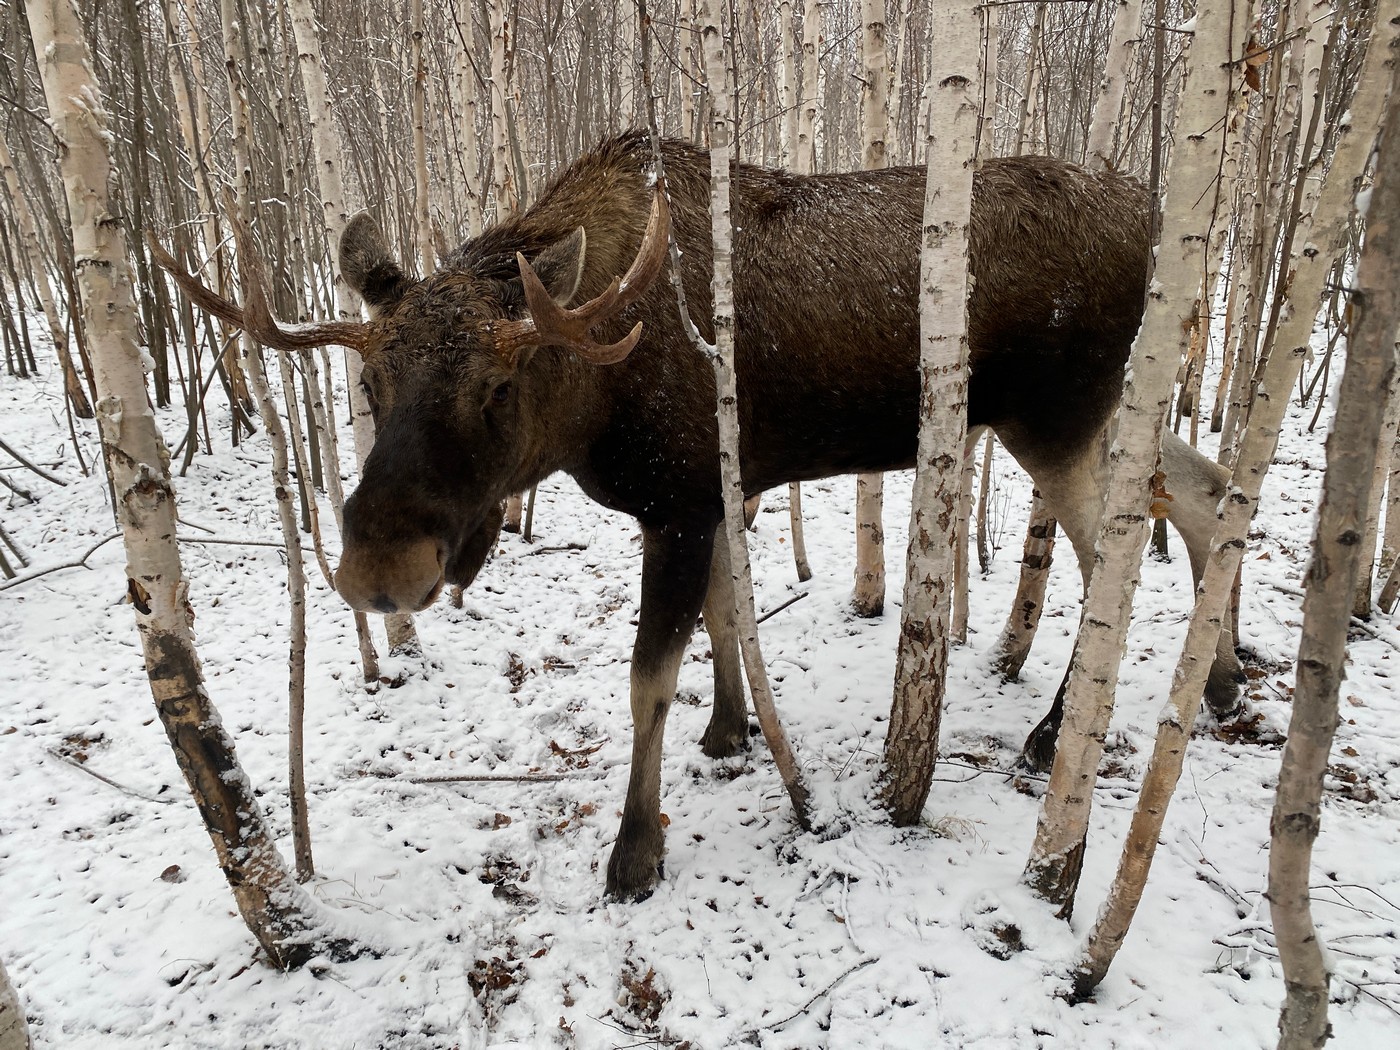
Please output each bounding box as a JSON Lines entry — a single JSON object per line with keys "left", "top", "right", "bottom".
{"left": 156, "top": 132, "right": 1242, "bottom": 901}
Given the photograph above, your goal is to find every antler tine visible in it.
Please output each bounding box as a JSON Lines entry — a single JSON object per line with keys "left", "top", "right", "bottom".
{"left": 512, "top": 186, "right": 671, "bottom": 366}
{"left": 146, "top": 206, "right": 369, "bottom": 353}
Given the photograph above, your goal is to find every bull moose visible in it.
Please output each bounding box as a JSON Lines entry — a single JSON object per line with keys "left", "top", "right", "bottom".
{"left": 157, "top": 132, "right": 1242, "bottom": 901}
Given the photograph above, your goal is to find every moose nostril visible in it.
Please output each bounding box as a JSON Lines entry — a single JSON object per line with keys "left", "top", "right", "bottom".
{"left": 372, "top": 595, "right": 398, "bottom": 615}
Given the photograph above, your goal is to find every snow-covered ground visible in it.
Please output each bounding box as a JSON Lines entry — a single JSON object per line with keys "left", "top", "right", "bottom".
{"left": 2, "top": 314, "right": 1397, "bottom": 1049}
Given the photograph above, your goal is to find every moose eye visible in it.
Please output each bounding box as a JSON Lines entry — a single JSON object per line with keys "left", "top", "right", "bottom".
{"left": 359, "top": 379, "right": 378, "bottom": 412}
{"left": 490, "top": 381, "right": 511, "bottom": 406}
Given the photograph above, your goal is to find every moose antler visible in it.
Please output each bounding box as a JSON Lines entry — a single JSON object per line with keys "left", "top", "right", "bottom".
{"left": 146, "top": 202, "right": 370, "bottom": 353}
{"left": 496, "top": 185, "right": 671, "bottom": 366}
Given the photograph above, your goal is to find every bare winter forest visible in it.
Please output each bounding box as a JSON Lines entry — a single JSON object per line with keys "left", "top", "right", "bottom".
{"left": 1, "top": 0, "right": 1399, "bottom": 1047}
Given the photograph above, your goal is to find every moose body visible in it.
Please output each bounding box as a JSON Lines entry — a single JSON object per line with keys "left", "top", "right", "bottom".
{"left": 185, "top": 132, "right": 1240, "bottom": 900}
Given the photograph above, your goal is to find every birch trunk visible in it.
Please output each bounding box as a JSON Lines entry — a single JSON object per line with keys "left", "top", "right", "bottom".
{"left": 696, "top": 0, "right": 812, "bottom": 828}
{"left": 779, "top": 1, "right": 798, "bottom": 166}
{"left": 28, "top": 0, "right": 324, "bottom": 966}
{"left": 0, "top": 955, "right": 28, "bottom": 1050}
{"left": 1013, "top": 4, "right": 1046, "bottom": 156}
{"left": 1381, "top": 410, "right": 1400, "bottom": 609}
{"left": 1273, "top": 46, "right": 1400, "bottom": 1048}
{"left": 1023, "top": 0, "right": 1250, "bottom": 914}
{"left": 453, "top": 0, "right": 485, "bottom": 238}
{"left": 410, "top": 0, "right": 435, "bottom": 274}
{"left": 488, "top": 0, "right": 520, "bottom": 218}
{"left": 881, "top": 0, "right": 981, "bottom": 825}
{"left": 853, "top": 0, "right": 889, "bottom": 618}
{"left": 288, "top": 0, "right": 388, "bottom": 676}
{"left": 795, "top": 0, "right": 821, "bottom": 175}
{"left": 221, "top": 0, "right": 316, "bottom": 878}
{"left": 0, "top": 136, "right": 91, "bottom": 419}
{"left": 1074, "top": 2, "right": 1400, "bottom": 994}
{"left": 1354, "top": 359, "right": 1400, "bottom": 616}
{"left": 775, "top": 0, "right": 811, "bottom": 581}
{"left": 1084, "top": 0, "right": 1144, "bottom": 172}
{"left": 994, "top": 491, "right": 1057, "bottom": 679}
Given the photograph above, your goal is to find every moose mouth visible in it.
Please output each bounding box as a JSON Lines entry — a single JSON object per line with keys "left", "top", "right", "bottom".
{"left": 335, "top": 503, "right": 504, "bottom": 616}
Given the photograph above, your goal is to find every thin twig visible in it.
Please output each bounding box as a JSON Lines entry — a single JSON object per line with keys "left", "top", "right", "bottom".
{"left": 45, "top": 748, "right": 177, "bottom": 804}
{"left": 757, "top": 591, "right": 808, "bottom": 624}
{"left": 758, "top": 958, "right": 877, "bottom": 1032}
{"left": 369, "top": 771, "right": 574, "bottom": 784}
{"left": 0, "top": 435, "right": 68, "bottom": 486}
{"left": 0, "top": 532, "right": 120, "bottom": 592}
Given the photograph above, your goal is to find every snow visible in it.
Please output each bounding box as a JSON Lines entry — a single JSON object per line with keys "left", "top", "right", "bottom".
{"left": 2, "top": 306, "right": 1399, "bottom": 1049}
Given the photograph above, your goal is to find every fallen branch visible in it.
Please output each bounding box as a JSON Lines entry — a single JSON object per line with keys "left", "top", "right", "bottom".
{"left": 45, "top": 748, "right": 177, "bottom": 804}
{"left": 758, "top": 957, "right": 877, "bottom": 1032}
{"left": 0, "top": 532, "right": 120, "bottom": 592}
{"left": 520, "top": 543, "right": 588, "bottom": 556}
{"left": 757, "top": 591, "right": 808, "bottom": 625}
{"left": 0, "top": 435, "right": 68, "bottom": 486}
{"left": 368, "top": 770, "right": 574, "bottom": 784}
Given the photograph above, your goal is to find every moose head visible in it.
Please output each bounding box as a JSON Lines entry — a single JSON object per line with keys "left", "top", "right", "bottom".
{"left": 150, "top": 186, "right": 670, "bottom": 617}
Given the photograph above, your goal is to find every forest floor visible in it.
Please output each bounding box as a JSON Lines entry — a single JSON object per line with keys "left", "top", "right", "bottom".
{"left": 1, "top": 313, "right": 1398, "bottom": 1050}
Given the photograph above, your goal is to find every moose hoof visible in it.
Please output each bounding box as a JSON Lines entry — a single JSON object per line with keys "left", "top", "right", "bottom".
{"left": 1204, "top": 664, "right": 1246, "bottom": 722}
{"left": 699, "top": 721, "right": 748, "bottom": 759}
{"left": 605, "top": 837, "right": 665, "bottom": 901}
{"left": 1020, "top": 718, "right": 1060, "bottom": 774}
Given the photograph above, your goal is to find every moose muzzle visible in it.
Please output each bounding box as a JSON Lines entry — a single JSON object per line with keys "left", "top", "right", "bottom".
{"left": 335, "top": 535, "right": 445, "bottom": 615}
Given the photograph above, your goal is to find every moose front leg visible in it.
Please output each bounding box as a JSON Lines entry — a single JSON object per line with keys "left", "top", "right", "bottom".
{"left": 700, "top": 531, "right": 748, "bottom": 757}
{"left": 606, "top": 519, "right": 718, "bottom": 900}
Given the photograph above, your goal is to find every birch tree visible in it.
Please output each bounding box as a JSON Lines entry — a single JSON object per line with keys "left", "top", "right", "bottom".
{"left": 27, "top": 0, "right": 326, "bottom": 966}
{"left": 288, "top": 0, "right": 383, "bottom": 680}
{"left": 0, "top": 136, "right": 91, "bottom": 419}
{"left": 693, "top": 0, "right": 812, "bottom": 828}
{"left": 852, "top": 0, "right": 889, "bottom": 617}
{"left": 881, "top": 0, "right": 981, "bottom": 824}
{"left": 1084, "top": 0, "right": 1144, "bottom": 171}
{"left": 1272, "top": 40, "right": 1400, "bottom": 1049}
{"left": 1023, "top": 0, "right": 1251, "bottom": 913}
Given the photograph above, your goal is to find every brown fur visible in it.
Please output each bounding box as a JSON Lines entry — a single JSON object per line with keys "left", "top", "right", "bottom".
{"left": 335, "top": 132, "right": 1241, "bottom": 898}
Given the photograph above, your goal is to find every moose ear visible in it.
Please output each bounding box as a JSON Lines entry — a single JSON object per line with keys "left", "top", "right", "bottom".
{"left": 526, "top": 227, "right": 587, "bottom": 306}
{"left": 339, "top": 212, "right": 412, "bottom": 316}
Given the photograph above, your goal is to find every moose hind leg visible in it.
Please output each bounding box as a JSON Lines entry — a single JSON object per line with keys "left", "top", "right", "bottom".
{"left": 700, "top": 531, "right": 748, "bottom": 758}
{"left": 1160, "top": 432, "right": 1245, "bottom": 720}
{"left": 606, "top": 519, "right": 717, "bottom": 900}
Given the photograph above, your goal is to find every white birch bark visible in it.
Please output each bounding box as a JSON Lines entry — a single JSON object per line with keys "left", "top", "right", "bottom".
{"left": 994, "top": 490, "right": 1057, "bottom": 678}
{"left": 881, "top": 0, "right": 981, "bottom": 825}
{"left": 0, "top": 135, "right": 91, "bottom": 418}
{"left": 288, "top": 0, "right": 391, "bottom": 673}
{"left": 779, "top": 1, "right": 798, "bottom": 166}
{"left": 1084, "top": 0, "right": 1144, "bottom": 172}
{"left": 1073, "top": 1, "right": 1400, "bottom": 994}
{"left": 409, "top": 0, "right": 435, "bottom": 274}
{"left": 617, "top": 0, "right": 639, "bottom": 127}
{"left": 0, "top": 955, "right": 28, "bottom": 1050}
{"left": 1355, "top": 358, "right": 1400, "bottom": 616}
{"left": 1273, "top": 47, "right": 1400, "bottom": 1048}
{"left": 795, "top": 0, "right": 821, "bottom": 175}
{"left": 1023, "top": 0, "right": 1251, "bottom": 912}
{"left": 1381, "top": 404, "right": 1400, "bottom": 602}
{"left": 28, "top": 0, "right": 322, "bottom": 966}
{"left": 219, "top": 0, "right": 319, "bottom": 880}
{"left": 453, "top": 0, "right": 485, "bottom": 238}
{"left": 853, "top": 0, "right": 889, "bottom": 618}
{"left": 696, "top": 0, "right": 812, "bottom": 827}
{"left": 488, "top": 0, "right": 520, "bottom": 218}
{"left": 1013, "top": 3, "right": 1047, "bottom": 156}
